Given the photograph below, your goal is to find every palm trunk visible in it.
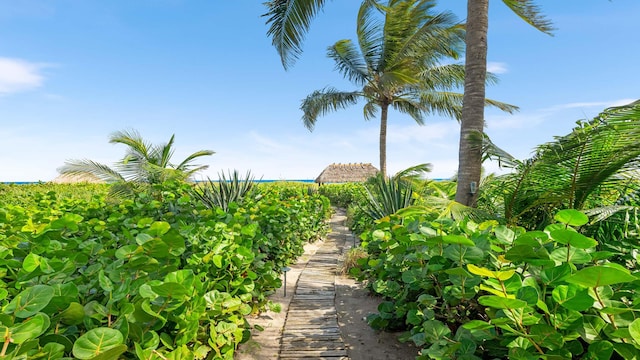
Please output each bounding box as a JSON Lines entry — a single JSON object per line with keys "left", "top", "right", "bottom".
{"left": 379, "top": 103, "right": 389, "bottom": 177}
{"left": 455, "top": 0, "right": 489, "bottom": 207}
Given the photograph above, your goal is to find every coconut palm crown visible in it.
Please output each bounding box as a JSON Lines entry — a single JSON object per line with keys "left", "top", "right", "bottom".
{"left": 58, "top": 129, "right": 214, "bottom": 187}
{"left": 301, "top": 0, "right": 517, "bottom": 176}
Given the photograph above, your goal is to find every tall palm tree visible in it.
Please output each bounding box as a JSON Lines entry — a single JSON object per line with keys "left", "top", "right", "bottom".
{"left": 263, "top": 0, "right": 553, "bottom": 204}
{"left": 58, "top": 129, "right": 214, "bottom": 193}
{"left": 454, "top": 0, "right": 553, "bottom": 207}
{"left": 301, "top": 0, "right": 516, "bottom": 177}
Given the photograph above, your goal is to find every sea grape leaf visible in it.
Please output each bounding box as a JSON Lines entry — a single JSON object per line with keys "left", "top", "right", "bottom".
{"left": 5, "top": 285, "right": 54, "bottom": 318}
{"left": 478, "top": 295, "right": 527, "bottom": 309}
{"left": 10, "top": 313, "right": 49, "bottom": 344}
{"left": 540, "top": 264, "right": 571, "bottom": 286}
{"left": 72, "top": 327, "right": 124, "bottom": 360}
{"left": 148, "top": 221, "right": 171, "bottom": 236}
{"left": 442, "top": 235, "right": 475, "bottom": 247}
{"left": 530, "top": 324, "right": 564, "bottom": 350}
{"left": 555, "top": 209, "right": 589, "bottom": 226}
{"left": 628, "top": 318, "right": 640, "bottom": 345}
{"left": 586, "top": 341, "right": 613, "bottom": 360}
{"left": 22, "top": 253, "right": 41, "bottom": 273}
{"left": 567, "top": 266, "right": 637, "bottom": 288}
{"left": 151, "top": 282, "right": 188, "bottom": 299}
{"left": 551, "top": 229, "right": 597, "bottom": 249}
{"left": 467, "top": 264, "right": 515, "bottom": 280}
{"left": 552, "top": 284, "right": 593, "bottom": 311}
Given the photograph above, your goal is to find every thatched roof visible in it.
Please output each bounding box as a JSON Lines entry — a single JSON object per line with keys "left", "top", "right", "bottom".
{"left": 315, "top": 163, "right": 379, "bottom": 184}
{"left": 50, "top": 173, "right": 104, "bottom": 184}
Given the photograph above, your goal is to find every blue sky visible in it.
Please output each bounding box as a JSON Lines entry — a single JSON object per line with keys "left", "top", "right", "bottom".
{"left": 0, "top": 1, "right": 637, "bottom": 182}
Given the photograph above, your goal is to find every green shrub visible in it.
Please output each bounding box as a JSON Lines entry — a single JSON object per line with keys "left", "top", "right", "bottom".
{"left": 0, "top": 181, "right": 330, "bottom": 359}
{"left": 354, "top": 208, "right": 640, "bottom": 359}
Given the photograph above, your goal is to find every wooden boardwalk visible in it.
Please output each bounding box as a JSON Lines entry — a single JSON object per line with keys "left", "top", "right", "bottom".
{"left": 279, "top": 210, "right": 349, "bottom": 360}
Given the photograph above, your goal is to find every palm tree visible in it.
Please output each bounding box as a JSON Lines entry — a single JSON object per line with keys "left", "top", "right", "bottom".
{"left": 58, "top": 129, "right": 214, "bottom": 194}
{"left": 301, "top": 0, "right": 516, "bottom": 177}
{"left": 454, "top": 0, "right": 554, "bottom": 207}
{"left": 478, "top": 100, "right": 640, "bottom": 229}
{"left": 263, "top": 0, "right": 553, "bottom": 204}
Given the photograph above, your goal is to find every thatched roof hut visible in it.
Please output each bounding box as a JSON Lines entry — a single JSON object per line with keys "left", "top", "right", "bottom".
{"left": 50, "top": 173, "right": 104, "bottom": 184}
{"left": 315, "top": 163, "right": 379, "bottom": 184}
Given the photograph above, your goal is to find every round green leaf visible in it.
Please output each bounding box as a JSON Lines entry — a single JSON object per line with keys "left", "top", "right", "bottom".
{"left": 566, "top": 266, "right": 637, "bottom": 288}
{"left": 151, "top": 282, "right": 188, "bottom": 298}
{"left": 5, "top": 285, "right": 54, "bottom": 318}
{"left": 555, "top": 209, "right": 589, "bottom": 227}
{"left": 552, "top": 284, "right": 594, "bottom": 311}
{"left": 72, "top": 327, "right": 124, "bottom": 360}
{"left": 22, "top": 253, "right": 42, "bottom": 272}
{"left": 10, "top": 313, "right": 49, "bottom": 344}
{"left": 550, "top": 229, "right": 597, "bottom": 249}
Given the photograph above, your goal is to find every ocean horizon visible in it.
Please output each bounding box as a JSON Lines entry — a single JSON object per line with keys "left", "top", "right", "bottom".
{"left": 2, "top": 180, "right": 316, "bottom": 185}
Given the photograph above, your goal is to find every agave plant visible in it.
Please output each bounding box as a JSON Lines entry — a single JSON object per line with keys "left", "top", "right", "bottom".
{"left": 192, "top": 170, "right": 257, "bottom": 212}
{"left": 58, "top": 129, "right": 214, "bottom": 196}
{"left": 361, "top": 173, "right": 414, "bottom": 220}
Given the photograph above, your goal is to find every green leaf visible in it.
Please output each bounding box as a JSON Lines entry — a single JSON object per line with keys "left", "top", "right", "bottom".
{"left": 586, "top": 341, "right": 613, "bottom": 360}
{"left": 540, "top": 264, "right": 571, "bottom": 286}
{"left": 478, "top": 295, "right": 527, "bottom": 309}
{"left": 550, "top": 229, "right": 597, "bottom": 249}
{"left": 5, "top": 285, "right": 54, "bottom": 318}
{"left": 467, "top": 264, "right": 514, "bottom": 280}
{"left": 516, "top": 286, "right": 539, "bottom": 306}
{"left": 212, "top": 255, "right": 223, "bottom": 268}
{"left": 555, "top": 209, "right": 589, "bottom": 226}
{"left": 494, "top": 225, "right": 515, "bottom": 244}
{"left": 552, "top": 284, "right": 593, "bottom": 311}
{"left": 567, "top": 266, "right": 637, "bottom": 287}
{"left": 22, "top": 253, "right": 41, "bottom": 272}
{"left": 10, "top": 313, "right": 49, "bottom": 344}
{"left": 530, "top": 324, "right": 564, "bottom": 350}
{"left": 442, "top": 235, "right": 475, "bottom": 247}
{"left": 72, "top": 327, "right": 124, "bottom": 359}
{"left": 115, "top": 244, "right": 141, "bottom": 260}
{"left": 98, "top": 270, "right": 113, "bottom": 292}
{"left": 151, "top": 282, "right": 188, "bottom": 298}
{"left": 628, "top": 318, "right": 640, "bottom": 344}
{"left": 148, "top": 221, "right": 171, "bottom": 236}
{"left": 87, "top": 344, "right": 128, "bottom": 360}
{"left": 550, "top": 248, "right": 592, "bottom": 264}
{"left": 581, "top": 315, "right": 606, "bottom": 342}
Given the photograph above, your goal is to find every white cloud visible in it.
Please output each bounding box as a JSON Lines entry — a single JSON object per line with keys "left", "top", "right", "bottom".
{"left": 546, "top": 98, "right": 636, "bottom": 111}
{"left": 0, "top": 57, "right": 46, "bottom": 95}
{"left": 487, "top": 62, "right": 508, "bottom": 74}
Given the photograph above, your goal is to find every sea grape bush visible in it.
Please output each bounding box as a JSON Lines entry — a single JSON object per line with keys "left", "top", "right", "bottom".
{"left": 353, "top": 209, "right": 640, "bottom": 359}
{"left": 0, "top": 181, "right": 330, "bottom": 359}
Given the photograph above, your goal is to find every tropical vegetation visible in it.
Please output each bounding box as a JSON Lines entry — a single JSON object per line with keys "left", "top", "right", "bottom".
{"left": 58, "top": 129, "right": 214, "bottom": 196}
{"left": 0, "top": 180, "right": 330, "bottom": 359}
{"left": 300, "top": 0, "right": 516, "bottom": 177}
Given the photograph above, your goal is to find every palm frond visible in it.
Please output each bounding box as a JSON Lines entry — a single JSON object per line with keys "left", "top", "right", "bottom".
{"left": 175, "top": 150, "right": 216, "bottom": 172}
{"left": 328, "top": 40, "right": 369, "bottom": 86}
{"left": 502, "top": 0, "right": 555, "bottom": 35}
{"left": 57, "top": 159, "right": 125, "bottom": 183}
{"left": 263, "top": 0, "right": 327, "bottom": 69}
{"left": 301, "top": 88, "right": 362, "bottom": 130}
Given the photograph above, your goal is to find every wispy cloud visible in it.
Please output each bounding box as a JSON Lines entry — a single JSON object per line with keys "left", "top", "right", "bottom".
{"left": 487, "top": 62, "right": 508, "bottom": 74}
{"left": 0, "top": 57, "right": 47, "bottom": 95}
{"left": 545, "top": 98, "right": 636, "bottom": 111}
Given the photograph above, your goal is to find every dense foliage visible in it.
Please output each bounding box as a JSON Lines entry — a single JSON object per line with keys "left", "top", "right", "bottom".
{"left": 353, "top": 208, "right": 640, "bottom": 359}
{"left": 0, "top": 181, "right": 330, "bottom": 359}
